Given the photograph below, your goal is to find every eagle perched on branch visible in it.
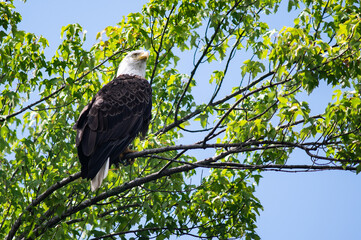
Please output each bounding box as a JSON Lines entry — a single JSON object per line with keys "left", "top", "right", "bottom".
{"left": 73, "top": 50, "right": 152, "bottom": 191}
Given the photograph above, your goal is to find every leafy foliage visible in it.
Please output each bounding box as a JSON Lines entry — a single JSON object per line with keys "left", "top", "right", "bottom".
{"left": 1, "top": 0, "right": 361, "bottom": 239}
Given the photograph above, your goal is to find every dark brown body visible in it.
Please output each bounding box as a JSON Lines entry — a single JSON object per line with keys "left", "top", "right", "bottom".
{"left": 73, "top": 74, "right": 152, "bottom": 180}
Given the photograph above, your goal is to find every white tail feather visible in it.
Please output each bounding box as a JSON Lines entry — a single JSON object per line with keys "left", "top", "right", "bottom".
{"left": 91, "top": 158, "right": 109, "bottom": 191}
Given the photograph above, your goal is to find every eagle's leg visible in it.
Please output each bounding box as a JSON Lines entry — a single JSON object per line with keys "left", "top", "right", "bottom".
{"left": 119, "top": 147, "right": 137, "bottom": 166}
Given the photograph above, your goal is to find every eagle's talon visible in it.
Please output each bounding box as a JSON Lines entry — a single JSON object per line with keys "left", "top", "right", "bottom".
{"left": 119, "top": 147, "right": 137, "bottom": 166}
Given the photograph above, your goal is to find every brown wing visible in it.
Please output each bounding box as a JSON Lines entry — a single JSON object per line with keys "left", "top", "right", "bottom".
{"left": 74, "top": 74, "right": 152, "bottom": 179}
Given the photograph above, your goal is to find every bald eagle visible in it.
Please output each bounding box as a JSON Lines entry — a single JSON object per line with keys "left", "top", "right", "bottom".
{"left": 73, "top": 50, "right": 152, "bottom": 191}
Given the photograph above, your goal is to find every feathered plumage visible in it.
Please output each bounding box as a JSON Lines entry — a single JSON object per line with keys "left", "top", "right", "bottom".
{"left": 74, "top": 50, "right": 152, "bottom": 191}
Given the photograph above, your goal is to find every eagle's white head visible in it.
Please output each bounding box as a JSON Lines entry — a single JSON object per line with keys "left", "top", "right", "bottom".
{"left": 117, "top": 50, "right": 149, "bottom": 78}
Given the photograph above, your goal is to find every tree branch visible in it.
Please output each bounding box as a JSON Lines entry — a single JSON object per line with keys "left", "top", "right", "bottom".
{"left": 18, "top": 136, "right": 360, "bottom": 239}
{"left": 202, "top": 162, "right": 357, "bottom": 172}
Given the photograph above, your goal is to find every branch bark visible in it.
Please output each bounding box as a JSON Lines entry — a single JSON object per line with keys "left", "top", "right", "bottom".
{"left": 8, "top": 136, "right": 358, "bottom": 240}
{"left": 21, "top": 137, "right": 360, "bottom": 239}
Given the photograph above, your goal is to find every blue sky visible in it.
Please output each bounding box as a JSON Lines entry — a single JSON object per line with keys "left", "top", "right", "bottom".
{"left": 14, "top": 1, "right": 361, "bottom": 239}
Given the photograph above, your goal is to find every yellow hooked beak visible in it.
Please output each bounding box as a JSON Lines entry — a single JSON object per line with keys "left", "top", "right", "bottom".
{"left": 137, "top": 51, "right": 149, "bottom": 61}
